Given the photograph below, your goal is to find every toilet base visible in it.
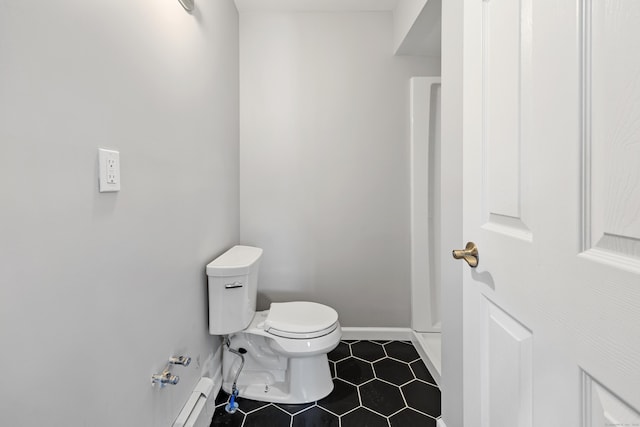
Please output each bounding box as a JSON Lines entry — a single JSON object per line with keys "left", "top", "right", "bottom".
{"left": 222, "top": 332, "right": 337, "bottom": 404}
{"left": 222, "top": 354, "right": 334, "bottom": 404}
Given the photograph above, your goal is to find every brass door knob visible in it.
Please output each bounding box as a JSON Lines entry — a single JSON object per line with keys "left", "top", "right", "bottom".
{"left": 452, "top": 242, "right": 479, "bottom": 268}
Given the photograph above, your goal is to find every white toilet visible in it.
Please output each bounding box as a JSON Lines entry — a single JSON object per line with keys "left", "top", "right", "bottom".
{"left": 206, "top": 245, "right": 341, "bottom": 404}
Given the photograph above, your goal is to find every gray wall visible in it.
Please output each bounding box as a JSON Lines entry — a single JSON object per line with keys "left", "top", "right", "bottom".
{"left": 239, "top": 12, "right": 440, "bottom": 327}
{"left": 0, "top": 1, "right": 238, "bottom": 425}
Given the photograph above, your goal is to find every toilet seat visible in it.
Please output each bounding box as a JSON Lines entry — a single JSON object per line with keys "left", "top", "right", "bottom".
{"left": 264, "top": 302, "right": 339, "bottom": 339}
{"left": 267, "top": 322, "right": 339, "bottom": 339}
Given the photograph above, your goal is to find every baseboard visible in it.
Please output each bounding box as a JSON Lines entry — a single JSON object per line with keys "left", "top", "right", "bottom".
{"left": 340, "top": 327, "right": 413, "bottom": 341}
{"left": 211, "top": 357, "right": 222, "bottom": 402}
{"left": 196, "top": 346, "right": 222, "bottom": 427}
{"left": 411, "top": 331, "right": 441, "bottom": 386}
{"left": 172, "top": 368, "right": 222, "bottom": 427}
{"left": 211, "top": 345, "right": 223, "bottom": 400}
{"left": 436, "top": 418, "right": 447, "bottom": 427}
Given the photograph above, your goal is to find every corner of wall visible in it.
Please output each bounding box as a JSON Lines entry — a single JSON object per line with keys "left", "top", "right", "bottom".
{"left": 392, "top": 0, "right": 429, "bottom": 53}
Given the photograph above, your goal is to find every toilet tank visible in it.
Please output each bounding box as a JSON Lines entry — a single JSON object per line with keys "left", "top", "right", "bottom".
{"left": 206, "top": 245, "right": 263, "bottom": 335}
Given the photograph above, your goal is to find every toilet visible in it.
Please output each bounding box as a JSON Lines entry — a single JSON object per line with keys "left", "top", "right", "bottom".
{"left": 206, "top": 245, "right": 341, "bottom": 404}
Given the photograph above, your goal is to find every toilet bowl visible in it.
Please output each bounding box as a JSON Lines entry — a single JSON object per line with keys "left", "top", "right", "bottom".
{"left": 207, "top": 246, "right": 342, "bottom": 404}
{"left": 222, "top": 302, "right": 341, "bottom": 403}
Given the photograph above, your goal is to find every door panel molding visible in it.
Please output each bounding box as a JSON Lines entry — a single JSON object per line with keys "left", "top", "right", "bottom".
{"left": 581, "top": 0, "right": 640, "bottom": 267}
{"left": 482, "top": 0, "right": 533, "bottom": 241}
{"left": 581, "top": 371, "right": 640, "bottom": 427}
{"left": 483, "top": 213, "right": 532, "bottom": 242}
{"left": 480, "top": 296, "right": 533, "bottom": 427}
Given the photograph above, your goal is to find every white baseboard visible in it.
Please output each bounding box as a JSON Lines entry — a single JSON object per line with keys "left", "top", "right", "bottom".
{"left": 436, "top": 418, "right": 447, "bottom": 427}
{"left": 172, "top": 368, "right": 222, "bottom": 427}
{"left": 211, "top": 345, "right": 223, "bottom": 399}
{"left": 211, "top": 359, "right": 222, "bottom": 401}
{"left": 198, "top": 374, "right": 220, "bottom": 427}
{"left": 197, "top": 346, "right": 222, "bottom": 427}
{"left": 340, "top": 327, "right": 413, "bottom": 341}
{"left": 411, "top": 331, "right": 441, "bottom": 386}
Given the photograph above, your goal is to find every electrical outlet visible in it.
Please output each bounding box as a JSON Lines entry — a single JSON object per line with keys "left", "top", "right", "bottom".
{"left": 106, "top": 158, "right": 117, "bottom": 184}
{"left": 98, "top": 148, "right": 120, "bottom": 192}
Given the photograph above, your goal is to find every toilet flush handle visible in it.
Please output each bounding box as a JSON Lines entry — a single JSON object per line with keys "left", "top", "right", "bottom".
{"left": 225, "top": 281, "right": 243, "bottom": 289}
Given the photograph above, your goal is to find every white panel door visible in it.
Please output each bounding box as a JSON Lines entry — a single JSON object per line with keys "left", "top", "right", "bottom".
{"left": 459, "top": 0, "right": 640, "bottom": 426}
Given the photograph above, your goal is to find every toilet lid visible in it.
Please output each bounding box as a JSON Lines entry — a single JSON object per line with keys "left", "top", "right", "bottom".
{"left": 265, "top": 302, "right": 338, "bottom": 335}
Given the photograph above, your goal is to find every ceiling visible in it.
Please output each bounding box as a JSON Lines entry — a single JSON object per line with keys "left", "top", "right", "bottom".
{"left": 233, "top": 0, "right": 440, "bottom": 57}
{"left": 234, "top": 0, "right": 399, "bottom": 13}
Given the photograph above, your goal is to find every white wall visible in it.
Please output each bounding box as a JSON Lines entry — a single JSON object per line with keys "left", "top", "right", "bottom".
{"left": 0, "top": 1, "right": 238, "bottom": 425}
{"left": 239, "top": 12, "right": 440, "bottom": 327}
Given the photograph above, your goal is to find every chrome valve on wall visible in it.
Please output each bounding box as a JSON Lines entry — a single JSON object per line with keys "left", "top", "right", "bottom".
{"left": 151, "top": 355, "right": 191, "bottom": 388}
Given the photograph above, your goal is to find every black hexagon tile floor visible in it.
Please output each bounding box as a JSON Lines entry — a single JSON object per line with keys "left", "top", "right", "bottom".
{"left": 211, "top": 340, "right": 440, "bottom": 427}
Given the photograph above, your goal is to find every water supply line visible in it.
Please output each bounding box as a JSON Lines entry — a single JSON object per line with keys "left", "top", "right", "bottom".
{"left": 224, "top": 336, "right": 246, "bottom": 414}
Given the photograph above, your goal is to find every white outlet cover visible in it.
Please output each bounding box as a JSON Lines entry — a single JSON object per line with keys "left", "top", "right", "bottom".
{"left": 98, "top": 148, "right": 120, "bottom": 192}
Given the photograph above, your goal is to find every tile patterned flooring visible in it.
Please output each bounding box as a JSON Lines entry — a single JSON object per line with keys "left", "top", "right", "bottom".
{"left": 211, "top": 340, "right": 441, "bottom": 427}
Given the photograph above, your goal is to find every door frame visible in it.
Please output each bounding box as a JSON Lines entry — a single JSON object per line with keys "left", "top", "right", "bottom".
{"left": 440, "top": 0, "right": 465, "bottom": 425}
